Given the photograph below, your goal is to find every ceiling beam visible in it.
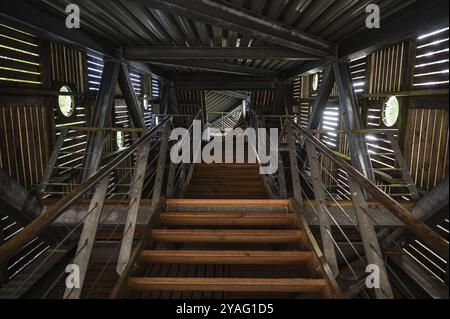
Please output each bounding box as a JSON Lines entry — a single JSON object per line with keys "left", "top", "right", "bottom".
{"left": 129, "top": 0, "right": 335, "bottom": 57}
{"left": 174, "top": 74, "right": 278, "bottom": 90}
{"left": 123, "top": 46, "right": 320, "bottom": 60}
{"left": 211, "top": 91, "right": 248, "bottom": 100}
{"left": 149, "top": 60, "right": 280, "bottom": 78}
{"left": 283, "top": 0, "right": 449, "bottom": 80}
{"left": 0, "top": 1, "right": 170, "bottom": 81}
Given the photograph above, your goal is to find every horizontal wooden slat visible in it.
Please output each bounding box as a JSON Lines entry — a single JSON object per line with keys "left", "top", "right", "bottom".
{"left": 151, "top": 229, "right": 304, "bottom": 244}
{"left": 160, "top": 212, "right": 295, "bottom": 227}
{"left": 140, "top": 250, "right": 313, "bottom": 265}
{"left": 166, "top": 199, "right": 289, "bottom": 206}
{"left": 128, "top": 277, "right": 327, "bottom": 293}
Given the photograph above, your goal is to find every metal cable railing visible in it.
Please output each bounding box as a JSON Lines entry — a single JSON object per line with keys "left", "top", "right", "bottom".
{"left": 0, "top": 116, "right": 172, "bottom": 298}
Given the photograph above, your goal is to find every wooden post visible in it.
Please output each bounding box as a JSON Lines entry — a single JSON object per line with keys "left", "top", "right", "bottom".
{"left": 305, "top": 141, "right": 339, "bottom": 276}
{"left": 116, "top": 140, "right": 152, "bottom": 275}
{"left": 82, "top": 61, "right": 121, "bottom": 181}
{"left": 165, "top": 161, "right": 177, "bottom": 199}
{"left": 349, "top": 179, "right": 394, "bottom": 299}
{"left": 287, "top": 125, "right": 303, "bottom": 205}
{"left": 278, "top": 157, "right": 288, "bottom": 198}
{"left": 333, "top": 61, "right": 393, "bottom": 298}
{"left": 37, "top": 128, "right": 68, "bottom": 197}
{"left": 150, "top": 128, "right": 170, "bottom": 212}
{"left": 63, "top": 177, "right": 109, "bottom": 299}
{"left": 386, "top": 132, "right": 420, "bottom": 200}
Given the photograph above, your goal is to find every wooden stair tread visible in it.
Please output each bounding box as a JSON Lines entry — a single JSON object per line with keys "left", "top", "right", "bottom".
{"left": 140, "top": 250, "right": 313, "bottom": 264}
{"left": 151, "top": 229, "right": 304, "bottom": 244}
{"left": 166, "top": 199, "right": 289, "bottom": 206}
{"left": 128, "top": 277, "right": 327, "bottom": 293}
{"left": 160, "top": 212, "right": 295, "bottom": 226}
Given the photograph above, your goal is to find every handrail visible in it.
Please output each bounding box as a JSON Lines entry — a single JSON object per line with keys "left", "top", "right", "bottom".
{"left": 0, "top": 116, "right": 172, "bottom": 264}
{"left": 288, "top": 120, "right": 449, "bottom": 260}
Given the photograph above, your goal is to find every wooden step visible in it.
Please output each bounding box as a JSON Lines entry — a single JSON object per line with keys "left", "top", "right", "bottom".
{"left": 128, "top": 277, "right": 327, "bottom": 293}
{"left": 166, "top": 199, "right": 289, "bottom": 207}
{"left": 160, "top": 212, "right": 295, "bottom": 227}
{"left": 151, "top": 229, "right": 304, "bottom": 244}
{"left": 140, "top": 250, "right": 313, "bottom": 265}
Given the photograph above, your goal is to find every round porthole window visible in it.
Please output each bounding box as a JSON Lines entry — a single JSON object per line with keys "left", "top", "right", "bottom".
{"left": 116, "top": 131, "right": 125, "bottom": 150}
{"left": 58, "top": 85, "right": 75, "bottom": 117}
{"left": 312, "top": 73, "right": 319, "bottom": 91}
{"left": 382, "top": 96, "right": 400, "bottom": 127}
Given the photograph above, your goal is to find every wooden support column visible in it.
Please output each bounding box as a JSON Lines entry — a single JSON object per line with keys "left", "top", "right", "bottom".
{"left": 37, "top": 128, "right": 68, "bottom": 197}
{"left": 150, "top": 128, "right": 170, "bottom": 213}
{"left": 385, "top": 132, "right": 420, "bottom": 200}
{"left": 116, "top": 140, "right": 152, "bottom": 275}
{"left": 118, "top": 63, "right": 146, "bottom": 128}
{"left": 333, "top": 62, "right": 375, "bottom": 183}
{"left": 63, "top": 177, "right": 109, "bottom": 299}
{"left": 333, "top": 61, "right": 393, "bottom": 299}
{"left": 349, "top": 179, "right": 394, "bottom": 299}
{"left": 287, "top": 125, "right": 303, "bottom": 206}
{"left": 165, "top": 161, "right": 177, "bottom": 199}
{"left": 278, "top": 157, "right": 288, "bottom": 198}
{"left": 305, "top": 141, "right": 339, "bottom": 276}
{"left": 82, "top": 61, "right": 121, "bottom": 181}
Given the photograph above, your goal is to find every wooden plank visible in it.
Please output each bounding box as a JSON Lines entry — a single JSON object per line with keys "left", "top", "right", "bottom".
{"left": 140, "top": 250, "right": 313, "bottom": 265}
{"left": 128, "top": 277, "right": 327, "bottom": 293}
{"left": 63, "top": 177, "right": 109, "bottom": 299}
{"left": 305, "top": 141, "right": 339, "bottom": 275}
{"left": 160, "top": 212, "right": 295, "bottom": 227}
{"left": 151, "top": 229, "right": 304, "bottom": 244}
{"left": 165, "top": 199, "right": 289, "bottom": 206}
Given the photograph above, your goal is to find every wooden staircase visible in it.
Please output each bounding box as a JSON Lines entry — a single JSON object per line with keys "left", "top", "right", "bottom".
{"left": 184, "top": 163, "right": 269, "bottom": 199}
{"left": 112, "top": 199, "right": 340, "bottom": 299}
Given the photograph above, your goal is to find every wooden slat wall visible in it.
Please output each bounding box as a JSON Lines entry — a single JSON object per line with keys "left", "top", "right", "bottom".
{"left": 50, "top": 42, "right": 89, "bottom": 192}
{"left": 404, "top": 108, "right": 449, "bottom": 191}
{"left": 0, "top": 21, "right": 49, "bottom": 189}
{"left": 0, "top": 105, "right": 50, "bottom": 189}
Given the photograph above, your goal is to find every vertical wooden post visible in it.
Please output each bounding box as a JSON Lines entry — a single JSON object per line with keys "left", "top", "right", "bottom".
{"left": 334, "top": 61, "right": 393, "bottom": 298}
{"left": 305, "top": 141, "right": 339, "bottom": 276}
{"left": 116, "top": 140, "right": 152, "bottom": 275}
{"left": 150, "top": 128, "right": 170, "bottom": 212}
{"left": 287, "top": 125, "right": 303, "bottom": 206}
{"left": 165, "top": 161, "right": 177, "bottom": 199}
{"left": 349, "top": 179, "right": 394, "bottom": 299}
{"left": 63, "top": 177, "right": 109, "bottom": 299}
{"left": 277, "top": 157, "right": 288, "bottom": 198}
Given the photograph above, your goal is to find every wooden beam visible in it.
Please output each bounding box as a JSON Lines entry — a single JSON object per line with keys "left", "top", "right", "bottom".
{"left": 116, "top": 140, "right": 152, "bottom": 275}
{"left": 129, "top": 0, "right": 334, "bottom": 57}
{"left": 149, "top": 60, "right": 281, "bottom": 78}
{"left": 63, "top": 177, "right": 109, "bottom": 299}
{"left": 81, "top": 61, "right": 121, "bottom": 181}
{"left": 305, "top": 141, "right": 339, "bottom": 276}
{"left": 123, "top": 46, "right": 320, "bottom": 60}
{"left": 118, "top": 63, "right": 146, "bottom": 128}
